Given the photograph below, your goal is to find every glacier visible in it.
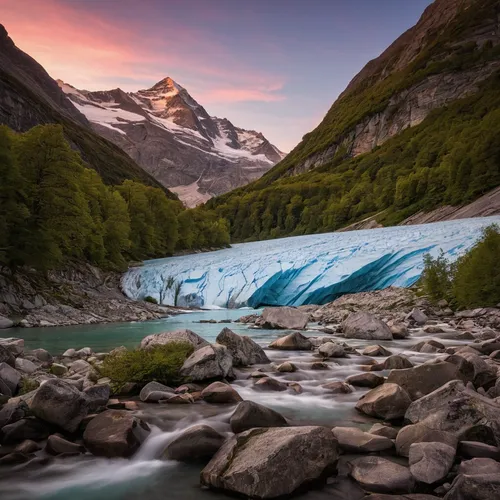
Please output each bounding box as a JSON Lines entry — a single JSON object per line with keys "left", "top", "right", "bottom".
{"left": 122, "top": 217, "right": 500, "bottom": 309}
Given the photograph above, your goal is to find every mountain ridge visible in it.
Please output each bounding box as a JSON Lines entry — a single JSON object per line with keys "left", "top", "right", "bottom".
{"left": 59, "top": 77, "right": 285, "bottom": 206}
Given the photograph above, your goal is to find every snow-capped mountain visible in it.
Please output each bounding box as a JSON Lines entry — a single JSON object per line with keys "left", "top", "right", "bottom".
{"left": 58, "top": 77, "right": 285, "bottom": 206}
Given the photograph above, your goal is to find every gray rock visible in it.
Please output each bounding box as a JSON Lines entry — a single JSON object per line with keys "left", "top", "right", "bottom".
{"left": 381, "top": 355, "right": 414, "bottom": 370}
{"left": 406, "top": 308, "right": 428, "bottom": 324}
{"left": 50, "top": 363, "right": 68, "bottom": 376}
{"left": 412, "top": 340, "right": 445, "bottom": 353}
{"left": 139, "top": 381, "right": 174, "bottom": 402}
{"left": 180, "top": 344, "right": 234, "bottom": 381}
{"left": 409, "top": 442, "right": 456, "bottom": 484}
{"left": 276, "top": 361, "right": 297, "bottom": 372}
{"left": 201, "top": 382, "right": 242, "bottom": 404}
{"left": 76, "top": 347, "right": 93, "bottom": 358}
{"left": 396, "top": 423, "right": 458, "bottom": 457}
{"left": 362, "top": 345, "right": 393, "bottom": 357}
{"left": 333, "top": 427, "right": 393, "bottom": 453}
{"left": 253, "top": 376, "right": 288, "bottom": 392}
{"left": 369, "top": 423, "right": 399, "bottom": 439}
{"left": 201, "top": 426, "right": 339, "bottom": 498}
{"left": 140, "top": 329, "right": 208, "bottom": 351}
{"left": 322, "top": 381, "right": 353, "bottom": 394}
{"left": 444, "top": 473, "right": 500, "bottom": 500}
{"left": 391, "top": 323, "right": 410, "bottom": 339}
{"left": 31, "top": 348, "right": 53, "bottom": 364}
{"left": 30, "top": 379, "right": 89, "bottom": 433}
{"left": 0, "top": 400, "right": 29, "bottom": 429}
{"left": 268, "top": 332, "right": 312, "bottom": 350}
{"left": 68, "top": 359, "right": 92, "bottom": 376}
{"left": 62, "top": 348, "right": 77, "bottom": 358}
{"left": 83, "top": 410, "right": 150, "bottom": 458}
{"left": 318, "top": 342, "right": 346, "bottom": 358}
{"left": 45, "top": 434, "right": 85, "bottom": 455}
{"left": 346, "top": 372, "right": 385, "bottom": 388}
{"left": 342, "top": 312, "right": 393, "bottom": 340}
{"left": 84, "top": 384, "right": 110, "bottom": 410}
{"left": 0, "top": 315, "right": 14, "bottom": 329}
{"left": 0, "top": 345, "right": 16, "bottom": 366}
{"left": 355, "top": 383, "right": 412, "bottom": 420}
{"left": 458, "top": 457, "right": 500, "bottom": 476}
{"left": 230, "top": 401, "right": 288, "bottom": 434}
{"left": 164, "top": 424, "right": 225, "bottom": 463}
{"left": 261, "top": 307, "right": 309, "bottom": 330}
{"left": 0, "top": 362, "right": 21, "bottom": 395}
{"left": 348, "top": 456, "right": 414, "bottom": 494}
{"left": 14, "top": 439, "right": 41, "bottom": 454}
{"left": 143, "top": 390, "right": 176, "bottom": 403}
{"left": 387, "top": 360, "right": 465, "bottom": 400}
{"left": 15, "top": 358, "right": 38, "bottom": 375}
{"left": 216, "top": 327, "right": 269, "bottom": 366}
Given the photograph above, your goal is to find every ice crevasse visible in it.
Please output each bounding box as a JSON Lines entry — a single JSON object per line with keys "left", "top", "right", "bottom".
{"left": 122, "top": 217, "right": 500, "bottom": 309}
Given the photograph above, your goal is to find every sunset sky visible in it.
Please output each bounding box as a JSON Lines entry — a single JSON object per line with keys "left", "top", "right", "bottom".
{"left": 2, "top": 0, "right": 433, "bottom": 151}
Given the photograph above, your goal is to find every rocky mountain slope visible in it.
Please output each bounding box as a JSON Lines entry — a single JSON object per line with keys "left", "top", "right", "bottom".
{"left": 208, "top": 0, "right": 500, "bottom": 241}
{"left": 0, "top": 25, "right": 169, "bottom": 192}
{"left": 59, "top": 77, "right": 285, "bottom": 207}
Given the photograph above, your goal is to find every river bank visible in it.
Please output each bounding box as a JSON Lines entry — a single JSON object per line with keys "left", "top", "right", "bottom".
{"left": 0, "top": 264, "right": 186, "bottom": 328}
{"left": 0, "top": 289, "right": 499, "bottom": 499}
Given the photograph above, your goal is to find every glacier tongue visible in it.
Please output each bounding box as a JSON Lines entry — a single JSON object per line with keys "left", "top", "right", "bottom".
{"left": 122, "top": 217, "right": 500, "bottom": 308}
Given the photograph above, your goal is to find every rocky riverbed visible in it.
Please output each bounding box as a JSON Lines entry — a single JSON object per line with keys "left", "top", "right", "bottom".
{"left": 0, "top": 288, "right": 499, "bottom": 499}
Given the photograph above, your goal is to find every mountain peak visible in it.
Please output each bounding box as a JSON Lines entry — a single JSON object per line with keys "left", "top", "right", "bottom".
{"left": 149, "top": 76, "right": 182, "bottom": 93}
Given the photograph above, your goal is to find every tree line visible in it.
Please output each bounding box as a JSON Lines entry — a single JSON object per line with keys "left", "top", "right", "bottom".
{"left": 0, "top": 124, "right": 229, "bottom": 270}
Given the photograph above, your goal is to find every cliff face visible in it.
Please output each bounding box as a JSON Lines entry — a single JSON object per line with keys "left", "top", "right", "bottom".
{"left": 285, "top": 0, "right": 500, "bottom": 176}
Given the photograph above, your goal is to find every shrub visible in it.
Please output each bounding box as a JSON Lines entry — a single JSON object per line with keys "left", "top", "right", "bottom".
{"left": 420, "top": 251, "right": 455, "bottom": 304}
{"left": 18, "top": 377, "right": 40, "bottom": 395}
{"left": 421, "top": 225, "right": 500, "bottom": 309}
{"left": 99, "top": 342, "right": 194, "bottom": 390}
{"left": 453, "top": 225, "right": 500, "bottom": 308}
{"left": 144, "top": 296, "right": 158, "bottom": 304}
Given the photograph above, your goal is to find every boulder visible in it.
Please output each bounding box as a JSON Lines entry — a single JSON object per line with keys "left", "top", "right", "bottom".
{"left": 362, "top": 345, "right": 393, "bottom": 357}
{"left": 230, "top": 401, "right": 288, "bottom": 434}
{"left": 348, "top": 456, "right": 414, "bottom": 494}
{"left": 332, "top": 427, "right": 393, "bottom": 453}
{"left": 15, "top": 439, "right": 41, "bottom": 454}
{"left": 261, "top": 307, "right": 309, "bottom": 330}
{"left": 409, "top": 442, "right": 456, "bottom": 484}
{"left": 139, "top": 381, "right": 175, "bottom": 402}
{"left": 140, "top": 329, "right": 208, "bottom": 351}
{"left": 355, "top": 383, "right": 412, "bottom": 420}
{"left": 390, "top": 323, "right": 410, "bottom": 339}
{"left": 50, "top": 363, "right": 68, "bottom": 376}
{"left": 164, "top": 424, "right": 225, "bottom": 463}
{"left": 412, "top": 340, "right": 445, "bottom": 353}
{"left": 318, "top": 342, "right": 346, "bottom": 358}
{"left": 268, "top": 332, "right": 312, "bottom": 351}
{"left": 458, "top": 457, "right": 500, "bottom": 476}
{"left": 0, "top": 345, "right": 15, "bottom": 367}
{"left": 0, "top": 400, "right": 29, "bottom": 428}
{"left": 62, "top": 348, "right": 77, "bottom": 358}
{"left": 0, "top": 338, "right": 24, "bottom": 357}
{"left": 381, "top": 355, "right": 414, "bottom": 370}
{"left": 143, "top": 390, "right": 176, "bottom": 403}
{"left": 458, "top": 441, "right": 500, "bottom": 460}
{"left": 346, "top": 373, "right": 384, "bottom": 388}
{"left": 253, "top": 377, "right": 288, "bottom": 392}
{"left": 0, "top": 362, "right": 21, "bottom": 395}
{"left": 68, "top": 359, "right": 92, "bottom": 376}
{"left": 161, "top": 393, "right": 194, "bottom": 404}
{"left": 342, "top": 312, "right": 393, "bottom": 340}
{"left": 215, "top": 328, "right": 269, "bottom": 366}
{"left": 45, "top": 435, "right": 85, "bottom": 455}
{"left": 454, "top": 351, "right": 497, "bottom": 387}
{"left": 84, "top": 384, "right": 110, "bottom": 411}
{"left": 180, "top": 344, "right": 234, "bottom": 381}
{"left": 396, "top": 423, "right": 458, "bottom": 457}
{"left": 322, "top": 381, "right": 353, "bottom": 394}
{"left": 444, "top": 473, "right": 500, "bottom": 500}
{"left": 276, "top": 361, "right": 297, "bottom": 372}
{"left": 31, "top": 348, "right": 53, "bottom": 364}
{"left": 83, "top": 410, "right": 150, "bottom": 458}
{"left": 0, "top": 418, "right": 52, "bottom": 444}
{"left": 201, "top": 382, "right": 242, "bottom": 404}
{"left": 387, "top": 360, "right": 465, "bottom": 400}
{"left": 405, "top": 382, "right": 500, "bottom": 445}
{"left": 310, "top": 362, "right": 329, "bottom": 370}
{"left": 369, "top": 423, "right": 399, "bottom": 439}
{"left": 30, "top": 379, "right": 89, "bottom": 433}
{"left": 406, "top": 308, "right": 428, "bottom": 324}
{"left": 15, "top": 358, "right": 38, "bottom": 375}
{"left": 201, "top": 426, "right": 339, "bottom": 498}
{"left": 76, "top": 347, "right": 93, "bottom": 358}
{"left": 0, "top": 315, "right": 13, "bottom": 329}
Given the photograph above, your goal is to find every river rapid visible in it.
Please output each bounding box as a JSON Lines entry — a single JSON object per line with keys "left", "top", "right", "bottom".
{"left": 0, "top": 310, "right": 470, "bottom": 500}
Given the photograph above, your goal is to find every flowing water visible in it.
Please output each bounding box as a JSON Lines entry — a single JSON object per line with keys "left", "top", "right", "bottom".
{"left": 0, "top": 311, "right": 470, "bottom": 499}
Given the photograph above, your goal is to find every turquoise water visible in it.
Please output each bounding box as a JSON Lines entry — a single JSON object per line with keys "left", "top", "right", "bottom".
{"left": 0, "top": 310, "right": 273, "bottom": 354}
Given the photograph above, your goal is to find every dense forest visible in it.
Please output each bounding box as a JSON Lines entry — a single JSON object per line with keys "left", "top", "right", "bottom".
{"left": 208, "top": 67, "right": 500, "bottom": 242}
{"left": 206, "top": 0, "right": 500, "bottom": 242}
{"left": 0, "top": 124, "right": 229, "bottom": 271}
